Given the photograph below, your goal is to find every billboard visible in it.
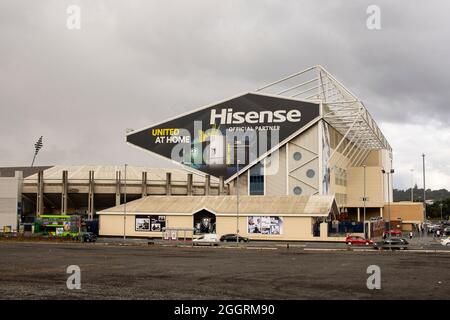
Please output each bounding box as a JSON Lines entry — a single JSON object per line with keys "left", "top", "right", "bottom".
{"left": 135, "top": 215, "right": 166, "bottom": 232}
{"left": 321, "top": 121, "right": 331, "bottom": 195}
{"left": 127, "top": 92, "right": 320, "bottom": 180}
{"left": 247, "top": 216, "right": 283, "bottom": 235}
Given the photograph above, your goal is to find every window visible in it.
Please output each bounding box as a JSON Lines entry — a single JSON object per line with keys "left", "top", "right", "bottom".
{"left": 249, "top": 162, "right": 264, "bottom": 195}
{"left": 293, "top": 152, "right": 302, "bottom": 161}
{"left": 293, "top": 186, "right": 302, "bottom": 195}
{"left": 334, "top": 168, "right": 347, "bottom": 186}
{"left": 306, "top": 169, "right": 315, "bottom": 178}
{"left": 335, "top": 193, "right": 347, "bottom": 206}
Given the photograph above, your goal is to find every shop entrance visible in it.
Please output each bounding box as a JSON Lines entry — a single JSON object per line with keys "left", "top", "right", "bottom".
{"left": 193, "top": 209, "right": 216, "bottom": 234}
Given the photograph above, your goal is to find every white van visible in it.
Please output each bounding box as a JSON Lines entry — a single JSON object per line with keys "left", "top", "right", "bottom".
{"left": 193, "top": 234, "right": 219, "bottom": 246}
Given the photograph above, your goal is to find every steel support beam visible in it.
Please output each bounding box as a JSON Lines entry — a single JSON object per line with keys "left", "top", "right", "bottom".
{"left": 61, "top": 170, "right": 68, "bottom": 214}
{"left": 141, "top": 171, "right": 147, "bottom": 198}
{"left": 36, "top": 171, "right": 44, "bottom": 217}
{"left": 166, "top": 172, "right": 172, "bottom": 196}
{"left": 187, "top": 173, "right": 193, "bottom": 196}
{"left": 115, "top": 171, "right": 121, "bottom": 206}
{"left": 88, "top": 170, "right": 94, "bottom": 220}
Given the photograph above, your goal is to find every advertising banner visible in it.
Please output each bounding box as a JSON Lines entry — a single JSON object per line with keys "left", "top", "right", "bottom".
{"left": 127, "top": 92, "right": 320, "bottom": 180}
{"left": 321, "top": 121, "right": 331, "bottom": 194}
{"left": 135, "top": 215, "right": 166, "bottom": 232}
{"left": 247, "top": 216, "right": 283, "bottom": 235}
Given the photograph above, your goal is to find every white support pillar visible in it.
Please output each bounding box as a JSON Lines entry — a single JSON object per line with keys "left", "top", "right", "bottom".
{"left": 166, "top": 172, "right": 172, "bottom": 196}
{"left": 205, "top": 175, "right": 210, "bottom": 196}
{"left": 36, "top": 171, "right": 44, "bottom": 217}
{"left": 61, "top": 170, "right": 68, "bottom": 214}
{"left": 88, "top": 171, "right": 95, "bottom": 220}
{"left": 115, "top": 171, "right": 121, "bottom": 206}
{"left": 219, "top": 176, "right": 224, "bottom": 195}
{"left": 141, "top": 171, "right": 147, "bottom": 198}
{"left": 187, "top": 173, "right": 193, "bottom": 196}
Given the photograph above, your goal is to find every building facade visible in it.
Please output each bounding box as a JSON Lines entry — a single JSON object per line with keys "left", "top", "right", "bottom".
{"left": 2, "top": 66, "right": 418, "bottom": 240}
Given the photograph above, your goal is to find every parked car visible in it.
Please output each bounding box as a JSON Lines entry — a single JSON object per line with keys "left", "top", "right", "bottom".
{"left": 345, "top": 235, "right": 373, "bottom": 246}
{"left": 193, "top": 234, "right": 219, "bottom": 246}
{"left": 373, "top": 238, "right": 409, "bottom": 250}
{"left": 80, "top": 232, "right": 97, "bottom": 243}
{"left": 440, "top": 237, "right": 450, "bottom": 247}
{"left": 427, "top": 224, "right": 443, "bottom": 233}
{"left": 220, "top": 234, "right": 249, "bottom": 243}
{"left": 383, "top": 229, "right": 402, "bottom": 237}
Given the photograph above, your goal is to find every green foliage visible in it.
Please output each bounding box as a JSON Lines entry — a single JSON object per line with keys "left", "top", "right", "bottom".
{"left": 393, "top": 188, "right": 450, "bottom": 202}
{"left": 393, "top": 188, "right": 450, "bottom": 219}
{"left": 426, "top": 199, "right": 450, "bottom": 220}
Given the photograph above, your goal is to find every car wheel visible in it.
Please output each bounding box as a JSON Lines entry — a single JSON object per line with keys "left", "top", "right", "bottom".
{"left": 446, "top": 243, "right": 450, "bottom": 246}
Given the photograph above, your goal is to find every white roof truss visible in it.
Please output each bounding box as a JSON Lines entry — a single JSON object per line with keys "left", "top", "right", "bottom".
{"left": 255, "top": 65, "right": 391, "bottom": 169}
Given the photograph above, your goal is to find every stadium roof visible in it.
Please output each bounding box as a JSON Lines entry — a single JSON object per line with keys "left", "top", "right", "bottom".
{"left": 0, "top": 166, "right": 52, "bottom": 178}
{"left": 98, "top": 195, "right": 339, "bottom": 217}
{"left": 256, "top": 65, "right": 391, "bottom": 168}
{"left": 23, "top": 165, "right": 216, "bottom": 183}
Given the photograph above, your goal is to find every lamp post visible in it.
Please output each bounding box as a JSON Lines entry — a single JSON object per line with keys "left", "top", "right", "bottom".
{"left": 422, "top": 154, "right": 426, "bottom": 222}
{"left": 234, "top": 140, "right": 246, "bottom": 247}
{"left": 236, "top": 159, "right": 240, "bottom": 247}
{"left": 440, "top": 203, "right": 443, "bottom": 222}
{"left": 410, "top": 169, "right": 414, "bottom": 202}
{"left": 382, "top": 168, "right": 394, "bottom": 237}
{"left": 363, "top": 165, "right": 367, "bottom": 239}
{"left": 31, "top": 136, "right": 43, "bottom": 167}
{"left": 123, "top": 164, "right": 127, "bottom": 242}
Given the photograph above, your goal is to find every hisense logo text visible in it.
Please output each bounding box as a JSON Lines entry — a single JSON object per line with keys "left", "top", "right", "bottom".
{"left": 210, "top": 109, "right": 301, "bottom": 125}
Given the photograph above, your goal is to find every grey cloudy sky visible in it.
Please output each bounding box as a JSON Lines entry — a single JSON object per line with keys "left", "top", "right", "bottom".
{"left": 0, "top": 0, "right": 449, "bottom": 190}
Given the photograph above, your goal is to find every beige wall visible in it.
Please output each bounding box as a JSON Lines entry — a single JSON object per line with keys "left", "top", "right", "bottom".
{"left": 225, "top": 215, "right": 345, "bottom": 241}
{"left": 347, "top": 166, "right": 384, "bottom": 208}
{"left": 100, "top": 213, "right": 346, "bottom": 242}
{"left": 228, "top": 123, "right": 320, "bottom": 197}
{"left": 99, "top": 214, "right": 193, "bottom": 238}
{"left": 0, "top": 175, "right": 21, "bottom": 230}
{"left": 229, "top": 171, "right": 248, "bottom": 196}
{"left": 265, "top": 146, "right": 287, "bottom": 195}
{"left": 287, "top": 124, "right": 319, "bottom": 196}
{"left": 327, "top": 124, "right": 390, "bottom": 211}
{"left": 385, "top": 202, "right": 424, "bottom": 223}
{"left": 363, "top": 150, "right": 382, "bottom": 166}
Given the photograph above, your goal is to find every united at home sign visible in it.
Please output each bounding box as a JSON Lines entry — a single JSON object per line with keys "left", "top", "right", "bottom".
{"left": 127, "top": 92, "right": 320, "bottom": 179}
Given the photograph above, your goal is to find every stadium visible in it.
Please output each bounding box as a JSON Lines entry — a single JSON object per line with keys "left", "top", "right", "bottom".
{"left": 0, "top": 66, "right": 424, "bottom": 241}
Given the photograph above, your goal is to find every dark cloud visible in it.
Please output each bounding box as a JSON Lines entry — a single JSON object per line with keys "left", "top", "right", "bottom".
{"left": 0, "top": 0, "right": 448, "bottom": 188}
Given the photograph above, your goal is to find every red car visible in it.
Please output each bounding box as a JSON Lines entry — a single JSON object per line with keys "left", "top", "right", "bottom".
{"left": 383, "top": 229, "right": 402, "bottom": 237}
{"left": 345, "top": 235, "right": 373, "bottom": 246}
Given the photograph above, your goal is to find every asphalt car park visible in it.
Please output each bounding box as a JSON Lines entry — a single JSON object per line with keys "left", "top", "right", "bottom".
{"left": 0, "top": 241, "right": 449, "bottom": 300}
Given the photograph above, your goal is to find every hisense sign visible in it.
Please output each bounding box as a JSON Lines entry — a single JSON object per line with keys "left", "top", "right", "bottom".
{"left": 210, "top": 108, "right": 302, "bottom": 125}
{"left": 127, "top": 92, "right": 320, "bottom": 180}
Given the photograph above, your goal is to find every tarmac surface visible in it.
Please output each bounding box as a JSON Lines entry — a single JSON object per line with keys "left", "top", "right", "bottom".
{"left": 1, "top": 241, "right": 449, "bottom": 300}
